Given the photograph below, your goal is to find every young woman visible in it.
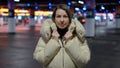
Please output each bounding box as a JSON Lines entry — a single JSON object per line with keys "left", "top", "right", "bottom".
{"left": 33, "top": 4, "right": 91, "bottom": 68}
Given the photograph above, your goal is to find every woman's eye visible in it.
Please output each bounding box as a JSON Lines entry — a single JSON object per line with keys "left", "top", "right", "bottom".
{"left": 56, "top": 15, "right": 68, "bottom": 18}
{"left": 63, "top": 15, "right": 68, "bottom": 18}
{"left": 56, "top": 15, "right": 60, "bottom": 18}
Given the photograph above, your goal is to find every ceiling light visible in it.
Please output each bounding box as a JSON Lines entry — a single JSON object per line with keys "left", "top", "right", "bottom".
{"left": 14, "top": 0, "right": 20, "bottom": 2}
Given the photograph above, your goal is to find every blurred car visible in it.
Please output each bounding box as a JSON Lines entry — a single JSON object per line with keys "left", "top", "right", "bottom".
{"left": 77, "top": 16, "right": 86, "bottom": 24}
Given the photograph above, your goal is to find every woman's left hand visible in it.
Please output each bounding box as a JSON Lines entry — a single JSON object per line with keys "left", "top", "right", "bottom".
{"left": 64, "top": 31, "right": 73, "bottom": 40}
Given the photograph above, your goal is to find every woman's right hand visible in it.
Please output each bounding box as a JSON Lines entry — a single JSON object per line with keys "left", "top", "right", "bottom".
{"left": 52, "top": 30, "right": 60, "bottom": 39}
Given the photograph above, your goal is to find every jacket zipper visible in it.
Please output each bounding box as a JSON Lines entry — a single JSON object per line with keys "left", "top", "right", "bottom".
{"left": 58, "top": 39, "right": 65, "bottom": 68}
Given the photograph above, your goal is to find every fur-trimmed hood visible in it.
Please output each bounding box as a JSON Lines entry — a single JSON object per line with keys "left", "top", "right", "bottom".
{"left": 40, "top": 19, "right": 85, "bottom": 43}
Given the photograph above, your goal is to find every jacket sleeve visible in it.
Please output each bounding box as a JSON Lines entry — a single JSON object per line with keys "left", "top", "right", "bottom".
{"left": 33, "top": 37, "right": 60, "bottom": 66}
{"left": 65, "top": 39, "right": 90, "bottom": 67}
{"left": 64, "top": 19, "right": 91, "bottom": 67}
{"left": 33, "top": 19, "right": 60, "bottom": 66}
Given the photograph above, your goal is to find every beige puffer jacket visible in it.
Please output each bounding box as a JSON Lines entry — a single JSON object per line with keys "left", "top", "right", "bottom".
{"left": 33, "top": 19, "right": 91, "bottom": 68}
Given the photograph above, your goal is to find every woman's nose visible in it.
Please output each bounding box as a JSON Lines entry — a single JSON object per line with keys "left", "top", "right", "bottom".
{"left": 60, "top": 17, "right": 64, "bottom": 22}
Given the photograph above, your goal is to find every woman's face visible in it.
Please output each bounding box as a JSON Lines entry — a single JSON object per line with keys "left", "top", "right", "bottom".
{"left": 55, "top": 9, "right": 70, "bottom": 29}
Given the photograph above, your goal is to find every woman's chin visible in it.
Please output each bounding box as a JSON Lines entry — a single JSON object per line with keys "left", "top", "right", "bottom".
{"left": 58, "top": 27, "right": 66, "bottom": 29}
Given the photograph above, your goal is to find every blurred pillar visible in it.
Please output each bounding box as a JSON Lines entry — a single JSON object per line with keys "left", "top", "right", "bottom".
{"left": 115, "top": 14, "right": 120, "bottom": 28}
{"left": 7, "top": 0, "right": 16, "bottom": 34}
{"left": 115, "top": 5, "right": 120, "bottom": 28}
{"left": 0, "top": 15, "right": 4, "bottom": 26}
{"left": 29, "top": 9, "right": 35, "bottom": 27}
{"left": 84, "top": 0, "right": 96, "bottom": 37}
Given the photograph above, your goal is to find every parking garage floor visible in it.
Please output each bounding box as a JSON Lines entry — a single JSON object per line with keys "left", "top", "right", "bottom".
{"left": 0, "top": 26, "right": 120, "bottom": 68}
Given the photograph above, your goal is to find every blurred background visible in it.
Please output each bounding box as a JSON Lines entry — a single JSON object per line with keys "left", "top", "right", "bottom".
{"left": 0, "top": 0, "right": 120, "bottom": 68}
{"left": 0, "top": 0, "right": 120, "bottom": 33}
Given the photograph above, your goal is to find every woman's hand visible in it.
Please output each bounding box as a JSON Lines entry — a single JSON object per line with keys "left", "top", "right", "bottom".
{"left": 64, "top": 31, "right": 73, "bottom": 40}
{"left": 52, "top": 30, "right": 60, "bottom": 39}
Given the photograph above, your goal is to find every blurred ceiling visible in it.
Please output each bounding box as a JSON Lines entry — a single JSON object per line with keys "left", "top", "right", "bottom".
{"left": 0, "top": 0, "right": 119, "bottom": 12}
{"left": 0, "top": 0, "right": 118, "bottom": 5}
{"left": 0, "top": 0, "right": 85, "bottom": 10}
{"left": 0, "top": 0, "right": 75, "bottom": 5}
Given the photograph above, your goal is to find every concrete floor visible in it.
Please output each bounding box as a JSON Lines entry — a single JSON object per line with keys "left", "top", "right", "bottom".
{"left": 86, "top": 28, "right": 120, "bottom": 68}
{"left": 0, "top": 26, "right": 120, "bottom": 68}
